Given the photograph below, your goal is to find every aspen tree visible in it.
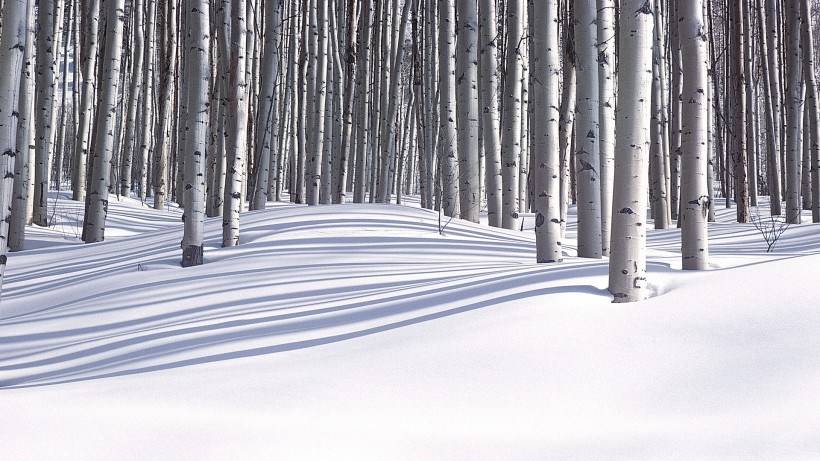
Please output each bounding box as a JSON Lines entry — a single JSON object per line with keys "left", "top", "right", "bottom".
{"left": 153, "top": 0, "right": 178, "bottom": 210}
{"left": 785, "top": 0, "right": 803, "bottom": 224}
{"left": 478, "top": 0, "right": 501, "bottom": 227}
{"left": 250, "top": 0, "right": 282, "bottom": 210}
{"left": 33, "top": 0, "right": 64, "bottom": 224}
{"left": 9, "top": 0, "right": 35, "bottom": 251}
{"left": 438, "top": 0, "right": 458, "bottom": 218}
{"left": 119, "top": 0, "right": 144, "bottom": 197}
{"left": 501, "top": 0, "right": 524, "bottom": 229}
{"left": 680, "top": 0, "right": 710, "bottom": 270}
{"left": 574, "top": 0, "right": 602, "bottom": 258}
{"left": 353, "top": 0, "right": 373, "bottom": 204}
{"left": 332, "top": 0, "right": 358, "bottom": 204}
{"left": 609, "top": 0, "right": 654, "bottom": 303}
{"left": 531, "top": 0, "right": 562, "bottom": 263}
{"left": 138, "top": 0, "right": 157, "bottom": 201}
{"left": 801, "top": 0, "right": 820, "bottom": 222}
{"left": 454, "top": 0, "right": 480, "bottom": 222}
{"left": 597, "top": 0, "right": 615, "bottom": 256}
{"left": 756, "top": 0, "right": 781, "bottom": 215}
{"left": 82, "top": 0, "right": 127, "bottom": 243}
{"left": 0, "top": 0, "right": 30, "bottom": 265}
{"left": 223, "top": 0, "right": 248, "bottom": 246}
{"left": 559, "top": 7, "right": 576, "bottom": 236}
{"left": 730, "top": 0, "right": 749, "bottom": 224}
{"left": 181, "top": 0, "right": 210, "bottom": 267}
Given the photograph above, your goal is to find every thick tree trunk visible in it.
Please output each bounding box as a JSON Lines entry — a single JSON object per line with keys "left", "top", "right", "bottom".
{"left": 609, "top": 0, "right": 654, "bottom": 303}
{"left": 680, "top": 0, "right": 710, "bottom": 270}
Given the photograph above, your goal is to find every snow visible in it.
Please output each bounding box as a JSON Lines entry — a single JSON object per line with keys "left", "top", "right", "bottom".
{"left": 2, "top": 194, "right": 820, "bottom": 460}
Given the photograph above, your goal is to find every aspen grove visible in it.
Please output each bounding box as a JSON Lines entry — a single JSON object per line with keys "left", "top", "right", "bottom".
{"left": 4, "top": 0, "right": 820, "bottom": 457}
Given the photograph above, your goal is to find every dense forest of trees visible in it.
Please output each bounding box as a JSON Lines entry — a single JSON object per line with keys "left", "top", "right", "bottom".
{"left": 1, "top": 0, "right": 819, "bottom": 302}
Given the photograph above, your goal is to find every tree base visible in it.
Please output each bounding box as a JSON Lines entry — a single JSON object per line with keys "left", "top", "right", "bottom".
{"left": 181, "top": 245, "right": 204, "bottom": 267}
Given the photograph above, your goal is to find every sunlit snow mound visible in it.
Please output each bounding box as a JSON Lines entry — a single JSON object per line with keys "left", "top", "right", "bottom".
{"left": 2, "top": 197, "right": 820, "bottom": 460}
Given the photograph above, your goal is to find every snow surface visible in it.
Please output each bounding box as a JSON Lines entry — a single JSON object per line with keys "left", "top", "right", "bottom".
{"left": 2, "top": 193, "right": 820, "bottom": 460}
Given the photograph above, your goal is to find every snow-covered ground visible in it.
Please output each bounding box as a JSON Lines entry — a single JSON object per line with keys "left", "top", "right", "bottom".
{"left": 2, "top": 193, "right": 820, "bottom": 460}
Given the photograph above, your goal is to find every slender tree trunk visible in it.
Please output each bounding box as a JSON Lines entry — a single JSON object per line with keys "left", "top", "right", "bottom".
{"left": 680, "top": 0, "right": 710, "bottom": 270}
{"left": 181, "top": 0, "right": 210, "bottom": 267}
{"left": 500, "top": 0, "right": 523, "bottom": 229}
{"left": 574, "top": 0, "right": 602, "bottom": 258}
{"left": 1, "top": 0, "right": 31, "bottom": 265}
{"left": 453, "top": 0, "right": 480, "bottom": 222}
{"left": 250, "top": 0, "right": 282, "bottom": 210}
{"left": 119, "top": 0, "right": 144, "bottom": 197}
{"left": 757, "top": 0, "right": 781, "bottom": 215}
{"left": 559, "top": 8, "right": 576, "bottom": 238}
{"left": 730, "top": 0, "right": 750, "bottom": 223}
{"left": 438, "top": 0, "right": 458, "bottom": 217}
{"left": 785, "top": 0, "right": 804, "bottom": 224}
{"left": 9, "top": 0, "right": 35, "bottom": 251}
{"left": 153, "top": 0, "right": 177, "bottom": 210}
{"left": 530, "top": 0, "right": 562, "bottom": 262}
{"left": 82, "top": 0, "right": 126, "bottom": 243}
{"left": 478, "top": 0, "right": 501, "bottom": 227}
{"left": 609, "top": 0, "right": 654, "bottom": 303}
{"left": 138, "top": 0, "right": 157, "bottom": 201}
{"left": 222, "top": 0, "right": 248, "bottom": 246}
{"left": 801, "top": 0, "right": 820, "bottom": 222}
{"left": 597, "top": 0, "right": 615, "bottom": 256}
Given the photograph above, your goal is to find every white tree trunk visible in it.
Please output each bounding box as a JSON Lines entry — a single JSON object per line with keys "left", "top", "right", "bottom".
{"left": 530, "top": 0, "right": 562, "bottom": 263}
{"left": 1, "top": 0, "right": 31, "bottom": 265}
{"left": 81, "top": 0, "right": 126, "bottom": 243}
{"left": 574, "top": 0, "right": 602, "bottom": 258}
{"left": 222, "top": 0, "right": 248, "bottom": 246}
{"left": 33, "top": 0, "right": 63, "bottom": 224}
{"left": 500, "top": 0, "right": 523, "bottom": 229}
{"left": 438, "top": 0, "right": 458, "bottom": 217}
{"left": 454, "top": 0, "right": 480, "bottom": 222}
{"left": 785, "top": 0, "right": 804, "bottom": 224}
{"left": 138, "top": 0, "right": 157, "bottom": 201}
{"left": 9, "top": 0, "right": 35, "bottom": 252}
{"left": 609, "top": 0, "right": 654, "bottom": 303}
{"left": 801, "top": 0, "right": 820, "bottom": 222}
{"left": 250, "top": 0, "right": 283, "bottom": 210}
{"left": 478, "top": 0, "right": 501, "bottom": 227}
{"left": 597, "top": 0, "right": 616, "bottom": 256}
{"left": 119, "top": 0, "right": 144, "bottom": 197}
{"left": 680, "top": 0, "right": 710, "bottom": 270}
{"left": 181, "top": 0, "right": 210, "bottom": 267}
{"left": 153, "top": 1, "right": 177, "bottom": 210}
